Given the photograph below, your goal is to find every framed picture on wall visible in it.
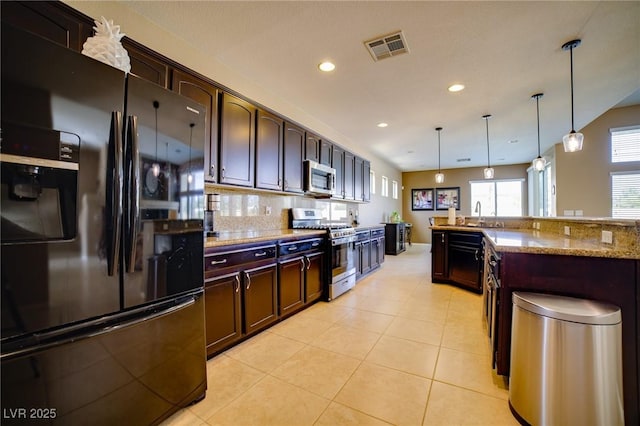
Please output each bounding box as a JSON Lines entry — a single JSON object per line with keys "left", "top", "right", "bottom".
{"left": 436, "top": 187, "right": 460, "bottom": 210}
{"left": 411, "top": 188, "right": 434, "bottom": 210}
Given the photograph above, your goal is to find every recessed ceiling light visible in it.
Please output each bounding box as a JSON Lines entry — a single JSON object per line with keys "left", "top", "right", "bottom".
{"left": 318, "top": 61, "right": 335, "bottom": 72}
{"left": 377, "top": 122, "right": 388, "bottom": 128}
{"left": 448, "top": 83, "right": 465, "bottom": 92}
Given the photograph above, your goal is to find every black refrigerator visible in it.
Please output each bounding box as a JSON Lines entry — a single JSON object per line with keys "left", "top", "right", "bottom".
{"left": 1, "top": 24, "right": 207, "bottom": 424}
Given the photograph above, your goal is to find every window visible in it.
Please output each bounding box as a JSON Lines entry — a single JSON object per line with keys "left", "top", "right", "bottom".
{"left": 392, "top": 180, "right": 398, "bottom": 199}
{"left": 611, "top": 126, "right": 640, "bottom": 163}
{"left": 381, "top": 176, "right": 388, "bottom": 197}
{"left": 470, "top": 179, "right": 524, "bottom": 217}
{"left": 179, "top": 169, "right": 204, "bottom": 219}
{"left": 370, "top": 169, "right": 376, "bottom": 194}
{"left": 611, "top": 172, "right": 640, "bottom": 219}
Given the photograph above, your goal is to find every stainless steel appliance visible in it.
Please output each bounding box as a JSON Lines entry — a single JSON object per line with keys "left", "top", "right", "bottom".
{"left": 483, "top": 240, "right": 501, "bottom": 368}
{"left": 303, "top": 160, "right": 336, "bottom": 196}
{"left": 1, "top": 24, "right": 206, "bottom": 424}
{"left": 290, "top": 208, "right": 356, "bottom": 300}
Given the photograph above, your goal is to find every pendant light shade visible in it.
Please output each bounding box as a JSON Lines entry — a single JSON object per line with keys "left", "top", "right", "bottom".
{"left": 482, "top": 115, "right": 494, "bottom": 179}
{"left": 531, "top": 93, "right": 547, "bottom": 172}
{"left": 562, "top": 39, "right": 583, "bottom": 152}
{"left": 435, "top": 127, "right": 444, "bottom": 184}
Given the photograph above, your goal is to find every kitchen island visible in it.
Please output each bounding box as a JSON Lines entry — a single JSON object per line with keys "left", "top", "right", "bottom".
{"left": 432, "top": 217, "right": 639, "bottom": 425}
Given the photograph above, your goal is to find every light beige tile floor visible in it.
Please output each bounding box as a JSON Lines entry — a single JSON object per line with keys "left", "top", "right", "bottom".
{"left": 163, "top": 243, "right": 518, "bottom": 426}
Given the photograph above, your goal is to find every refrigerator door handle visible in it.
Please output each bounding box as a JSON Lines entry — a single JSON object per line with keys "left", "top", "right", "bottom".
{"left": 107, "top": 111, "right": 124, "bottom": 276}
{"left": 126, "top": 115, "right": 141, "bottom": 273}
{"left": 1, "top": 295, "right": 198, "bottom": 362}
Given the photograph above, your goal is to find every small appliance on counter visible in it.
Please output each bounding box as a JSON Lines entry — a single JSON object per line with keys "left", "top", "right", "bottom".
{"left": 205, "top": 193, "right": 220, "bottom": 237}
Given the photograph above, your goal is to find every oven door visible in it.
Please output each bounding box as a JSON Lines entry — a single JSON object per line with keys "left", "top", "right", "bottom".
{"left": 331, "top": 236, "right": 355, "bottom": 282}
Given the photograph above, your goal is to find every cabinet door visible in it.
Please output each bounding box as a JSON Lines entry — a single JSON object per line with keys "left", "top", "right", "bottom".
{"left": 432, "top": 231, "right": 448, "bottom": 280}
{"left": 319, "top": 140, "right": 332, "bottom": 166}
{"left": 123, "top": 40, "right": 168, "bottom": 88}
{"left": 448, "top": 244, "right": 483, "bottom": 292}
{"left": 204, "top": 273, "right": 242, "bottom": 356}
{"left": 363, "top": 160, "right": 371, "bottom": 202}
{"left": 1, "top": 1, "right": 93, "bottom": 52}
{"left": 305, "top": 132, "right": 320, "bottom": 162}
{"left": 354, "top": 242, "right": 363, "bottom": 278}
{"left": 278, "top": 257, "right": 305, "bottom": 317}
{"left": 362, "top": 240, "right": 371, "bottom": 274}
{"left": 305, "top": 251, "right": 324, "bottom": 303}
{"left": 171, "top": 70, "right": 219, "bottom": 182}
{"left": 379, "top": 237, "right": 385, "bottom": 264}
{"left": 220, "top": 93, "right": 256, "bottom": 186}
{"left": 332, "top": 146, "right": 345, "bottom": 198}
{"left": 370, "top": 238, "right": 380, "bottom": 269}
{"left": 354, "top": 156, "right": 364, "bottom": 201}
{"left": 256, "top": 109, "right": 283, "bottom": 191}
{"left": 243, "top": 263, "right": 278, "bottom": 335}
{"left": 283, "top": 122, "right": 305, "bottom": 193}
{"left": 344, "top": 151, "right": 355, "bottom": 200}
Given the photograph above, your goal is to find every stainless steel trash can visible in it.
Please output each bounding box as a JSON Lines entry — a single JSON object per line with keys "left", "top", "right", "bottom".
{"left": 509, "top": 292, "right": 623, "bottom": 426}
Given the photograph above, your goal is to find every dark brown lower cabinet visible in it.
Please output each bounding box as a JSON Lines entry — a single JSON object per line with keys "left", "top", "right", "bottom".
{"left": 278, "top": 256, "right": 305, "bottom": 316}
{"left": 278, "top": 238, "right": 325, "bottom": 317}
{"left": 243, "top": 263, "right": 278, "bottom": 334}
{"left": 304, "top": 251, "right": 324, "bottom": 303}
{"left": 204, "top": 272, "right": 241, "bottom": 355}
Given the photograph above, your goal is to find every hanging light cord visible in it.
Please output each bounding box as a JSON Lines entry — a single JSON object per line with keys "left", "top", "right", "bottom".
{"left": 535, "top": 95, "right": 541, "bottom": 156}
{"left": 569, "top": 45, "right": 575, "bottom": 132}
{"left": 484, "top": 116, "right": 491, "bottom": 168}
{"left": 437, "top": 128, "right": 441, "bottom": 173}
{"left": 153, "top": 101, "right": 159, "bottom": 163}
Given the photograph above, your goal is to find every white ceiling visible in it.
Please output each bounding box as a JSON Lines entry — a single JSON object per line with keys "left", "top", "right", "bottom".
{"left": 115, "top": 1, "right": 639, "bottom": 172}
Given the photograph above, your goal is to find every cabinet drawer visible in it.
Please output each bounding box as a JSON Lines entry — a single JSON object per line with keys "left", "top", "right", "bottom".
{"left": 205, "top": 244, "right": 276, "bottom": 272}
{"left": 278, "top": 238, "right": 324, "bottom": 257}
{"left": 449, "top": 232, "right": 483, "bottom": 247}
{"left": 370, "top": 228, "right": 385, "bottom": 238}
{"left": 356, "top": 230, "right": 370, "bottom": 242}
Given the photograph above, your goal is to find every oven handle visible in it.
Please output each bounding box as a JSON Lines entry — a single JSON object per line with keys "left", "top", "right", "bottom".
{"left": 332, "top": 236, "right": 356, "bottom": 246}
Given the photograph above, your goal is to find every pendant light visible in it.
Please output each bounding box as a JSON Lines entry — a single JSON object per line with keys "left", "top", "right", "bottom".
{"left": 561, "top": 39, "right": 583, "bottom": 152}
{"left": 482, "top": 114, "right": 494, "bottom": 179}
{"left": 531, "top": 93, "right": 547, "bottom": 172}
{"left": 435, "top": 127, "right": 444, "bottom": 184}
{"left": 152, "top": 101, "right": 160, "bottom": 177}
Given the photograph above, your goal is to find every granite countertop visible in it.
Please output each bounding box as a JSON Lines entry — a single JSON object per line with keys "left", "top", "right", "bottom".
{"left": 431, "top": 225, "right": 639, "bottom": 260}
{"left": 205, "top": 229, "right": 326, "bottom": 248}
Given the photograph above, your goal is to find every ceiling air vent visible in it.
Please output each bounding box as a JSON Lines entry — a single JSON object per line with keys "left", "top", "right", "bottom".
{"left": 364, "top": 31, "right": 409, "bottom": 61}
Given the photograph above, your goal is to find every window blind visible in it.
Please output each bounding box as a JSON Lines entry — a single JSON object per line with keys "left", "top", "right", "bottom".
{"left": 611, "top": 127, "right": 640, "bottom": 163}
{"left": 611, "top": 172, "right": 640, "bottom": 219}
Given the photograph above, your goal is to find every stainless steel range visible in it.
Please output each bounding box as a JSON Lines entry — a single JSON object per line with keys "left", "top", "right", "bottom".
{"left": 290, "top": 208, "right": 356, "bottom": 300}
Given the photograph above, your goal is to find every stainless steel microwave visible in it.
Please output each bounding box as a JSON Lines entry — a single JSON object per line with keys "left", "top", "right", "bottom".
{"left": 303, "top": 160, "right": 336, "bottom": 196}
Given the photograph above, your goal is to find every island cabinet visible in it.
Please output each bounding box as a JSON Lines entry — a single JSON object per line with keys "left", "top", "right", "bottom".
{"left": 431, "top": 230, "right": 448, "bottom": 281}
{"left": 255, "top": 109, "right": 284, "bottom": 191}
{"left": 219, "top": 92, "right": 256, "bottom": 187}
{"left": 447, "top": 232, "right": 483, "bottom": 293}
{"left": 495, "top": 252, "right": 639, "bottom": 425}
{"left": 385, "top": 223, "right": 406, "bottom": 255}
{"left": 283, "top": 122, "right": 305, "bottom": 194}
{"left": 278, "top": 238, "right": 324, "bottom": 318}
{"left": 171, "top": 70, "right": 220, "bottom": 182}
{"left": 204, "top": 243, "right": 278, "bottom": 356}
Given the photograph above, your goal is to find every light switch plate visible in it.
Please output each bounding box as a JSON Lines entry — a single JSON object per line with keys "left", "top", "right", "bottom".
{"left": 601, "top": 230, "right": 613, "bottom": 244}
{"left": 564, "top": 226, "right": 571, "bottom": 236}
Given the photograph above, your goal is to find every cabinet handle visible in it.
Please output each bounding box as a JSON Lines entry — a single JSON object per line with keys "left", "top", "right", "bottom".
{"left": 441, "top": 234, "right": 445, "bottom": 243}
{"left": 234, "top": 275, "right": 240, "bottom": 293}
{"left": 254, "top": 251, "right": 267, "bottom": 257}
{"left": 210, "top": 259, "right": 227, "bottom": 265}
{"left": 300, "top": 258, "right": 305, "bottom": 272}
{"left": 312, "top": 241, "right": 320, "bottom": 247}
{"left": 284, "top": 180, "right": 288, "bottom": 189}
{"left": 221, "top": 167, "right": 226, "bottom": 179}
{"left": 245, "top": 271, "right": 251, "bottom": 290}
{"left": 287, "top": 245, "right": 298, "bottom": 251}
{"left": 210, "top": 163, "right": 215, "bottom": 177}
{"left": 474, "top": 249, "right": 480, "bottom": 261}
{"left": 305, "top": 257, "right": 311, "bottom": 270}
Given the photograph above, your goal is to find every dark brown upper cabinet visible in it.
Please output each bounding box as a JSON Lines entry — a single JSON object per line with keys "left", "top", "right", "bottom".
{"left": 123, "top": 40, "right": 169, "bottom": 88}
{"left": 283, "top": 123, "right": 305, "bottom": 194}
{"left": 305, "top": 133, "right": 321, "bottom": 162}
{"left": 320, "top": 139, "right": 333, "bottom": 167}
{"left": 332, "top": 146, "right": 345, "bottom": 199}
{"left": 171, "top": 70, "right": 220, "bottom": 182}
{"left": 1, "top": 1, "right": 93, "bottom": 52}
{"left": 354, "top": 156, "right": 364, "bottom": 202}
{"left": 363, "top": 160, "right": 371, "bottom": 202}
{"left": 219, "top": 93, "right": 256, "bottom": 187}
{"left": 256, "top": 109, "right": 284, "bottom": 191}
{"left": 344, "top": 151, "right": 356, "bottom": 200}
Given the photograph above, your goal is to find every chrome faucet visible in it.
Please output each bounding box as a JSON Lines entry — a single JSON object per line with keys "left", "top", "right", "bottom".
{"left": 474, "top": 201, "right": 483, "bottom": 223}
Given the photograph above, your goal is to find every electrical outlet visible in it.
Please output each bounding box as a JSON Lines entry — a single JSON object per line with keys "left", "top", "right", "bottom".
{"left": 601, "top": 230, "right": 613, "bottom": 244}
{"left": 564, "top": 226, "right": 571, "bottom": 236}
{"left": 265, "top": 206, "right": 271, "bottom": 216}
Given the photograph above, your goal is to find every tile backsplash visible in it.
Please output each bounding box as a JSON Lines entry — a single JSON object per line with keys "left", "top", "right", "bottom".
{"left": 206, "top": 185, "right": 358, "bottom": 232}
